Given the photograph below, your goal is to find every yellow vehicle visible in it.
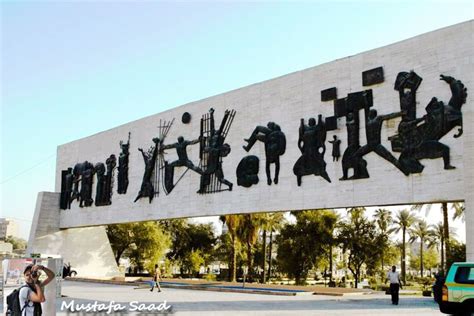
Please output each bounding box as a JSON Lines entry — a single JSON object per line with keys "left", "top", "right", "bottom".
{"left": 440, "top": 262, "right": 474, "bottom": 314}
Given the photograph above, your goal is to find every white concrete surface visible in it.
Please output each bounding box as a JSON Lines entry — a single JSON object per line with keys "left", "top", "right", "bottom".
{"left": 55, "top": 21, "right": 473, "bottom": 229}
{"left": 27, "top": 21, "right": 473, "bottom": 264}
{"left": 55, "top": 281, "right": 441, "bottom": 315}
{"left": 30, "top": 224, "right": 120, "bottom": 277}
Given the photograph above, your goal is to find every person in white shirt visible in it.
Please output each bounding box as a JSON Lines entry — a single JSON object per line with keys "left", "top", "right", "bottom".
{"left": 150, "top": 264, "right": 162, "bottom": 292}
{"left": 385, "top": 265, "right": 403, "bottom": 305}
{"left": 19, "top": 264, "right": 55, "bottom": 315}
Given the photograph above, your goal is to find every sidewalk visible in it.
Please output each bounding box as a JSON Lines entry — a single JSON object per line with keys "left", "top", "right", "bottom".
{"left": 67, "top": 277, "right": 373, "bottom": 296}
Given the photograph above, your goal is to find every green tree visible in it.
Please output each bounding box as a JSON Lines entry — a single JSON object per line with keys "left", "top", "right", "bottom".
{"left": 374, "top": 208, "right": 394, "bottom": 273}
{"left": 338, "top": 208, "right": 382, "bottom": 288}
{"left": 265, "top": 212, "right": 285, "bottom": 282}
{"left": 106, "top": 221, "right": 171, "bottom": 271}
{"left": 4, "top": 236, "right": 27, "bottom": 250}
{"left": 408, "top": 220, "right": 432, "bottom": 277}
{"left": 393, "top": 209, "right": 417, "bottom": 284}
{"left": 277, "top": 210, "right": 337, "bottom": 285}
{"left": 423, "top": 248, "right": 439, "bottom": 275}
{"left": 214, "top": 231, "right": 245, "bottom": 278}
{"left": 107, "top": 223, "right": 138, "bottom": 264}
{"left": 255, "top": 212, "right": 271, "bottom": 283}
{"left": 164, "top": 219, "right": 216, "bottom": 276}
{"left": 383, "top": 243, "right": 402, "bottom": 268}
{"left": 220, "top": 214, "right": 244, "bottom": 282}
{"left": 182, "top": 250, "right": 205, "bottom": 277}
{"left": 429, "top": 222, "right": 445, "bottom": 273}
{"left": 327, "top": 211, "right": 341, "bottom": 283}
{"left": 452, "top": 202, "right": 465, "bottom": 222}
{"left": 411, "top": 202, "right": 463, "bottom": 271}
{"left": 446, "top": 239, "right": 466, "bottom": 271}
{"left": 409, "top": 248, "right": 439, "bottom": 276}
{"left": 428, "top": 222, "right": 456, "bottom": 273}
{"left": 238, "top": 214, "right": 260, "bottom": 278}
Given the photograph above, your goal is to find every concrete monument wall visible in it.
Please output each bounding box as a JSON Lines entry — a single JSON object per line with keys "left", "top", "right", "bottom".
{"left": 27, "top": 192, "right": 120, "bottom": 277}
{"left": 32, "top": 21, "right": 472, "bottom": 260}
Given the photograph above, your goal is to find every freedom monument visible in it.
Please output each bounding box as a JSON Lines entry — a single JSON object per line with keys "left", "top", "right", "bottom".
{"left": 27, "top": 21, "right": 473, "bottom": 277}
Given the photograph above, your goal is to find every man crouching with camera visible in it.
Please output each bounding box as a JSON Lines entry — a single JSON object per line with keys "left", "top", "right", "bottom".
{"left": 19, "top": 264, "right": 55, "bottom": 315}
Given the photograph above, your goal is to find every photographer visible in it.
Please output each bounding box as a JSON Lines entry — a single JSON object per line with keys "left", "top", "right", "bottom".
{"left": 19, "top": 264, "right": 55, "bottom": 316}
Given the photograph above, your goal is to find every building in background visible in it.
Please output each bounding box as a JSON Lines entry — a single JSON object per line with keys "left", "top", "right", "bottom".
{"left": 0, "top": 218, "right": 20, "bottom": 239}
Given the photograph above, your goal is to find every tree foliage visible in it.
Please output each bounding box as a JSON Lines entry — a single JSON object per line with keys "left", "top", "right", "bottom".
{"left": 214, "top": 231, "right": 245, "bottom": 280}
{"left": 393, "top": 209, "right": 418, "bottom": 284}
{"left": 163, "top": 219, "right": 216, "bottom": 276}
{"left": 277, "top": 210, "right": 337, "bottom": 285}
{"left": 106, "top": 221, "right": 171, "bottom": 272}
{"left": 338, "top": 208, "right": 383, "bottom": 288}
{"left": 446, "top": 239, "right": 466, "bottom": 271}
{"left": 409, "top": 247, "right": 438, "bottom": 275}
{"left": 220, "top": 214, "right": 244, "bottom": 281}
{"left": 373, "top": 209, "right": 394, "bottom": 274}
{"left": 408, "top": 220, "right": 432, "bottom": 277}
{"left": 4, "top": 236, "right": 27, "bottom": 250}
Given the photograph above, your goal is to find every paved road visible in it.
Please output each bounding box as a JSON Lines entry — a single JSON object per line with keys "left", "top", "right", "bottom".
{"left": 54, "top": 280, "right": 442, "bottom": 315}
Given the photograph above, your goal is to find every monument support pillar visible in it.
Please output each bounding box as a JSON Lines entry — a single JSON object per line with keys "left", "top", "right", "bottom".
{"left": 27, "top": 192, "right": 122, "bottom": 277}
{"left": 464, "top": 95, "right": 474, "bottom": 261}
{"left": 466, "top": 198, "right": 473, "bottom": 261}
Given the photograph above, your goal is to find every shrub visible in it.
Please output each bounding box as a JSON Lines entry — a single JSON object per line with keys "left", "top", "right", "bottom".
{"left": 203, "top": 274, "right": 217, "bottom": 281}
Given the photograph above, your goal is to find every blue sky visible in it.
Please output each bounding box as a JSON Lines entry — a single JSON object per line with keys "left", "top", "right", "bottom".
{"left": 1, "top": 1, "right": 473, "bottom": 239}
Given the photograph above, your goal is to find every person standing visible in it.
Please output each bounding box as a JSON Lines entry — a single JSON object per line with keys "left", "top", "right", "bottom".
{"left": 150, "top": 264, "right": 162, "bottom": 292}
{"left": 19, "top": 264, "right": 55, "bottom": 315}
{"left": 385, "top": 265, "right": 403, "bottom": 305}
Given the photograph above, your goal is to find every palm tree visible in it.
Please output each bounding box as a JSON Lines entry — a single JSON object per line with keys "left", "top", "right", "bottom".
{"left": 219, "top": 214, "right": 243, "bottom": 282}
{"left": 266, "top": 212, "right": 285, "bottom": 282}
{"left": 238, "top": 214, "right": 260, "bottom": 280}
{"left": 452, "top": 202, "right": 465, "bottom": 222}
{"left": 257, "top": 213, "right": 270, "bottom": 283}
{"left": 393, "top": 209, "right": 417, "bottom": 284}
{"left": 411, "top": 202, "right": 463, "bottom": 271}
{"left": 409, "top": 220, "right": 432, "bottom": 277}
{"left": 327, "top": 211, "right": 341, "bottom": 283}
{"left": 256, "top": 212, "right": 285, "bottom": 283}
{"left": 429, "top": 222, "right": 457, "bottom": 274}
{"left": 374, "top": 208, "right": 394, "bottom": 273}
{"left": 430, "top": 222, "right": 445, "bottom": 273}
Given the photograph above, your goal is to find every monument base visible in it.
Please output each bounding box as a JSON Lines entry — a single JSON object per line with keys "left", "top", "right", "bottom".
{"left": 27, "top": 192, "right": 122, "bottom": 278}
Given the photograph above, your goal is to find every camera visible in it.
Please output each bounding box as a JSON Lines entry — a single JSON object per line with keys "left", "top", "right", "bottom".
{"left": 31, "top": 271, "right": 39, "bottom": 278}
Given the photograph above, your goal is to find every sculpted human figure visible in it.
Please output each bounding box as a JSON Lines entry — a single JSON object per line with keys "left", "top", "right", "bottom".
{"left": 329, "top": 135, "right": 341, "bottom": 162}
{"left": 64, "top": 169, "right": 74, "bottom": 209}
{"left": 94, "top": 163, "right": 106, "bottom": 206}
{"left": 390, "top": 73, "right": 467, "bottom": 174}
{"left": 134, "top": 137, "right": 160, "bottom": 203}
{"left": 236, "top": 155, "right": 259, "bottom": 188}
{"left": 243, "top": 121, "right": 286, "bottom": 185}
{"left": 162, "top": 136, "right": 202, "bottom": 174}
{"left": 199, "top": 108, "right": 234, "bottom": 192}
{"left": 80, "top": 165, "right": 94, "bottom": 207}
{"left": 60, "top": 168, "right": 74, "bottom": 210}
{"left": 394, "top": 71, "right": 422, "bottom": 123}
{"left": 340, "top": 112, "right": 368, "bottom": 180}
{"left": 104, "top": 154, "right": 116, "bottom": 204}
{"left": 71, "top": 161, "right": 95, "bottom": 207}
{"left": 202, "top": 134, "right": 233, "bottom": 191}
{"left": 293, "top": 116, "right": 330, "bottom": 186}
{"left": 353, "top": 109, "right": 408, "bottom": 176}
{"left": 398, "top": 98, "right": 455, "bottom": 173}
{"left": 117, "top": 133, "right": 130, "bottom": 194}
